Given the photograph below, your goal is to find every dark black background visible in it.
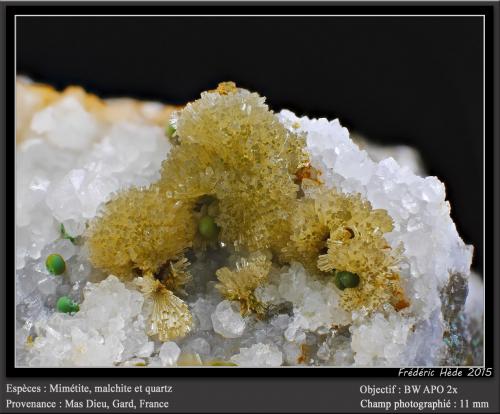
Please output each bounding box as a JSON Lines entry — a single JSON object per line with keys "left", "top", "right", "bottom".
{"left": 16, "top": 15, "right": 484, "bottom": 273}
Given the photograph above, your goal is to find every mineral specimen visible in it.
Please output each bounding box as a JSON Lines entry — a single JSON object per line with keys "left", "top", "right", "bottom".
{"left": 15, "top": 79, "right": 480, "bottom": 367}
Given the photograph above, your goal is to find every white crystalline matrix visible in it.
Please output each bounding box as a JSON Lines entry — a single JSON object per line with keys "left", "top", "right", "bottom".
{"left": 27, "top": 276, "right": 154, "bottom": 367}
{"left": 230, "top": 343, "right": 283, "bottom": 367}
{"left": 211, "top": 300, "right": 246, "bottom": 339}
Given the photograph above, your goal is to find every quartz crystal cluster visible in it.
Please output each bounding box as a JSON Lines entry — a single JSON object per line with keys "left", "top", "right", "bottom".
{"left": 15, "top": 79, "right": 482, "bottom": 367}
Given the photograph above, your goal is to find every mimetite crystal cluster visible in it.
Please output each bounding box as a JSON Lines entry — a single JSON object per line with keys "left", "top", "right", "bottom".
{"left": 86, "top": 82, "right": 408, "bottom": 342}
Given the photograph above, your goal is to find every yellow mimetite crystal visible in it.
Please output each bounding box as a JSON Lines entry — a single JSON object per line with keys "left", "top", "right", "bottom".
{"left": 296, "top": 188, "right": 408, "bottom": 312}
{"left": 158, "top": 83, "right": 309, "bottom": 253}
{"left": 86, "top": 185, "right": 196, "bottom": 278}
{"left": 281, "top": 196, "right": 330, "bottom": 272}
{"left": 135, "top": 274, "right": 193, "bottom": 341}
{"left": 216, "top": 251, "right": 272, "bottom": 316}
{"left": 162, "top": 257, "right": 192, "bottom": 295}
{"left": 210, "top": 81, "right": 238, "bottom": 95}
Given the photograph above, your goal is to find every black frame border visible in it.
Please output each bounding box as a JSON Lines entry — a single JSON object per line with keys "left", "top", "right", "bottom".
{"left": 3, "top": 1, "right": 497, "bottom": 379}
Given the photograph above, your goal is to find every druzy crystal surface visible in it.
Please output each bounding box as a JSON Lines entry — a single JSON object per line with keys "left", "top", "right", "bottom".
{"left": 15, "top": 80, "right": 482, "bottom": 367}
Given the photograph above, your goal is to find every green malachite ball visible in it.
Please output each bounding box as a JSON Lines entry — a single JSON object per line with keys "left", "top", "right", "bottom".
{"left": 56, "top": 296, "right": 79, "bottom": 314}
{"left": 45, "top": 253, "right": 66, "bottom": 275}
{"left": 334, "top": 271, "right": 360, "bottom": 290}
{"left": 198, "top": 215, "right": 219, "bottom": 240}
{"left": 333, "top": 272, "right": 345, "bottom": 290}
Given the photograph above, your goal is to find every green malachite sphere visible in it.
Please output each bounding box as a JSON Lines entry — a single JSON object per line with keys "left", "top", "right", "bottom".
{"left": 334, "top": 270, "right": 360, "bottom": 290}
{"left": 45, "top": 253, "right": 66, "bottom": 275}
{"left": 338, "top": 271, "right": 360, "bottom": 289}
{"left": 56, "top": 296, "right": 79, "bottom": 314}
{"left": 198, "top": 215, "right": 219, "bottom": 240}
{"left": 334, "top": 272, "right": 346, "bottom": 290}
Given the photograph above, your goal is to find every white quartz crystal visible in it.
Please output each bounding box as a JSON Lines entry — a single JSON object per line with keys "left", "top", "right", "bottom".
{"left": 31, "top": 96, "right": 99, "bottom": 151}
{"left": 230, "top": 343, "right": 283, "bottom": 367}
{"left": 184, "top": 337, "right": 211, "bottom": 358}
{"left": 211, "top": 300, "right": 246, "bottom": 339}
{"left": 159, "top": 342, "right": 181, "bottom": 367}
{"left": 190, "top": 297, "right": 216, "bottom": 331}
{"left": 282, "top": 341, "right": 302, "bottom": 365}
